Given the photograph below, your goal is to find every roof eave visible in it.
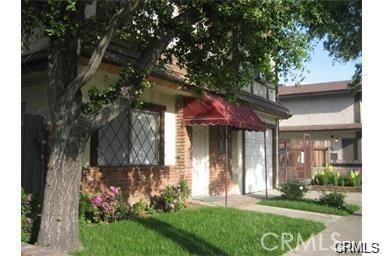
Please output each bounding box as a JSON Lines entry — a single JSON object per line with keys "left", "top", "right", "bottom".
{"left": 241, "top": 92, "right": 292, "bottom": 119}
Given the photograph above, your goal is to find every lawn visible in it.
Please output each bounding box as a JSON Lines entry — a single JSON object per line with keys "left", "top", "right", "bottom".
{"left": 258, "top": 198, "right": 359, "bottom": 216}
{"left": 72, "top": 207, "right": 325, "bottom": 256}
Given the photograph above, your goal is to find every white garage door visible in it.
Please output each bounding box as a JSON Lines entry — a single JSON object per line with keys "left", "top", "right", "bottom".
{"left": 244, "top": 129, "right": 273, "bottom": 193}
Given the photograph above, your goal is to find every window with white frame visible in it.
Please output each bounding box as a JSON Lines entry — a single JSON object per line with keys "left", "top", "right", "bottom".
{"left": 91, "top": 104, "right": 164, "bottom": 166}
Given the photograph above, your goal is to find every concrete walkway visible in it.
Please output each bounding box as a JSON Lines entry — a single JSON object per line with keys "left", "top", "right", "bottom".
{"left": 193, "top": 190, "right": 362, "bottom": 255}
{"left": 21, "top": 243, "right": 68, "bottom": 256}
{"left": 285, "top": 213, "right": 362, "bottom": 256}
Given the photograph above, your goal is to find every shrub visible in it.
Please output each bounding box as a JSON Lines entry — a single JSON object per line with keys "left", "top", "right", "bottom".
{"left": 21, "top": 188, "right": 33, "bottom": 243}
{"left": 339, "top": 175, "right": 352, "bottom": 186}
{"left": 150, "top": 180, "right": 191, "bottom": 213}
{"left": 278, "top": 180, "right": 309, "bottom": 200}
{"left": 319, "top": 191, "right": 346, "bottom": 209}
{"left": 312, "top": 165, "right": 360, "bottom": 187}
{"left": 131, "top": 199, "right": 148, "bottom": 216}
{"left": 79, "top": 192, "right": 98, "bottom": 224}
{"left": 21, "top": 188, "right": 42, "bottom": 243}
{"left": 81, "top": 186, "right": 129, "bottom": 223}
{"left": 350, "top": 170, "right": 362, "bottom": 187}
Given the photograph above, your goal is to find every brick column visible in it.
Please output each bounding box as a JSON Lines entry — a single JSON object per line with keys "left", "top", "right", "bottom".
{"left": 175, "top": 96, "right": 193, "bottom": 189}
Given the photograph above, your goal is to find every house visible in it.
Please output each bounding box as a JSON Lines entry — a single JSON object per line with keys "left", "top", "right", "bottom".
{"left": 21, "top": 39, "right": 291, "bottom": 204}
{"left": 278, "top": 80, "right": 362, "bottom": 181}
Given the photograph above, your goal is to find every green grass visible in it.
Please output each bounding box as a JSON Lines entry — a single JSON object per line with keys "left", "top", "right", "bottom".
{"left": 72, "top": 207, "right": 325, "bottom": 256}
{"left": 258, "top": 197, "right": 360, "bottom": 216}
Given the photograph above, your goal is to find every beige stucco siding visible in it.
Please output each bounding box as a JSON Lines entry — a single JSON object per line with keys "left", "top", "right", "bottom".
{"left": 280, "top": 94, "right": 355, "bottom": 127}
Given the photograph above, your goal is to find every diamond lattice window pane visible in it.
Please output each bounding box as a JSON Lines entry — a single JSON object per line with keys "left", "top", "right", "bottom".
{"left": 97, "top": 113, "right": 130, "bottom": 166}
{"left": 130, "top": 110, "right": 160, "bottom": 165}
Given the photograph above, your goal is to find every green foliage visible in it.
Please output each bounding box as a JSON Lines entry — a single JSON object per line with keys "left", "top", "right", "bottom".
{"left": 350, "top": 170, "right": 362, "bottom": 187}
{"left": 312, "top": 164, "right": 337, "bottom": 186}
{"left": 278, "top": 180, "right": 309, "bottom": 200}
{"left": 21, "top": 188, "right": 33, "bottom": 243}
{"left": 319, "top": 191, "right": 346, "bottom": 209}
{"left": 21, "top": 188, "right": 42, "bottom": 243}
{"left": 83, "top": 64, "right": 153, "bottom": 113}
{"left": 22, "top": 0, "right": 84, "bottom": 44}
{"left": 150, "top": 180, "right": 191, "bottom": 213}
{"left": 21, "top": 0, "right": 362, "bottom": 103}
{"left": 301, "top": 0, "right": 361, "bottom": 93}
{"left": 339, "top": 175, "right": 353, "bottom": 187}
{"left": 80, "top": 187, "right": 129, "bottom": 224}
{"left": 79, "top": 192, "right": 97, "bottom": 224}
{"left": 312, "top": 166, "right": 361, "bottom": 187}
{"left": 131, "top": 199, "right": 148, "bottom": 216}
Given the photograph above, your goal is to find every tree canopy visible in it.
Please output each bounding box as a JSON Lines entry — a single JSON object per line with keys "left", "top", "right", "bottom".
{"left": 23, "top": 0, "right": 361, "bottom": 105}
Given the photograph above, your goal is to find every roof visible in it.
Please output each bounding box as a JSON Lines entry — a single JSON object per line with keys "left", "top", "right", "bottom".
{"left": 279, "top": 123, "right": 362, "bottom": 132}
{"left": 278, "top": 80, "right": 352, "bottom": 98}
{"left": 21, "top": 39, "right": 291, "bottom": 119}
{"left": 240, "top": 92, "right": 291, "bottom": 119}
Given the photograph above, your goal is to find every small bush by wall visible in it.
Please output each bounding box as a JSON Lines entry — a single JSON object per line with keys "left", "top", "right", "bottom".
{"left": 312, "top": 165, "right": 361, "bottom": 187}
{"left": 79, "top": 186, "right": 129, "bottom": 224}
{"left": 21, "top": 188, "right": 42, "bottom": 243}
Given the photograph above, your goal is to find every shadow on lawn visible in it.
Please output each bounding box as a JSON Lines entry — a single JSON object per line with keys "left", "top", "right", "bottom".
{"left": 131, "top": 216, "right": 229, "bottom": 256}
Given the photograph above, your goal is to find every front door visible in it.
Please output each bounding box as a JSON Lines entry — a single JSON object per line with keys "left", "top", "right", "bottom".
{"left": 192, "top": 126, "right": 209, "bottom": 197}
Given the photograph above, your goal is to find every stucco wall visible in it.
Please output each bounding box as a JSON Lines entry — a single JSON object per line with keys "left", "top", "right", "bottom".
{"left": 280, "top": 94, "right": 355, "bottom": 126}
{"left": 22, "top": 69, "right": 177, "bottom": 167}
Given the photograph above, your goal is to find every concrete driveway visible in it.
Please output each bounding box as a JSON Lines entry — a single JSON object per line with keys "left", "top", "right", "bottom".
{"left": 193, "top": 190, "right": 362, "bottom": 256}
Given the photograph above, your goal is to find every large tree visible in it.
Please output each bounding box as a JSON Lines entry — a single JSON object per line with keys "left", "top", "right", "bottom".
{"left": 21, "top": 0, "right": 361, "bottom": 252}
{"left": 304, "top": 0, "right": 362, "bottom": 94}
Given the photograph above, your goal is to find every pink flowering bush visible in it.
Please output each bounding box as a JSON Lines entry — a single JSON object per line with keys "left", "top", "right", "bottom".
{"left": 80, "top": 186, "right": 129, "bottom": 224}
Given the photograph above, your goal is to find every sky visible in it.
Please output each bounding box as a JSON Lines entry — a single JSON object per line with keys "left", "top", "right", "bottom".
{"left": 280, "top": 40, "right": 360, "bottom": 86}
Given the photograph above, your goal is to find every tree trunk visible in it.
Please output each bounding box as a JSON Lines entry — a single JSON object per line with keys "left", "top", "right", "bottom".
{"left": 37, "top": 36, "right": 88, "bottom": 253}
{"left": 37, "top": 130, "right": 88, "bottom": 252}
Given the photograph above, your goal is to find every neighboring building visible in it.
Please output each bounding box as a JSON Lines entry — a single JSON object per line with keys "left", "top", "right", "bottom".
{"left": 278, "top": 81, "right": 362, "bottom": 180}
{"left": 21, "top": 40, "right": 290, "bottom": 203}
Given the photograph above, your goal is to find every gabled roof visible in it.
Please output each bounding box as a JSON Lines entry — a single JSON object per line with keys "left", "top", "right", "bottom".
{"left": 278, "top": 80, "right": 352, "bottom": 98}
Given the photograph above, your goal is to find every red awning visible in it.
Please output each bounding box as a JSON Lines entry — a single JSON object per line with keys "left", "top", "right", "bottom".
{"left": 183, "top": 93, "right": 266, "bottom": 132}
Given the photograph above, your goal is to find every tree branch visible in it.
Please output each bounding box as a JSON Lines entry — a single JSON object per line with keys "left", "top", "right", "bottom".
{"left": 79, "top": 97, "right": 131, "bottom": 131}
{"left": 65, "top": 0, "right": 140, "bottom": 97}
{"left": 81, "top": 7, "right": 201, "bottom": 130}
{"left": 136, "top": 7, "right": 199, "bottom": 71}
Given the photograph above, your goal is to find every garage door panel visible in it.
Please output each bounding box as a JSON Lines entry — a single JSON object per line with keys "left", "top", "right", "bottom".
{"left": 244, "top": 129, "right": 273, "bottom": 193}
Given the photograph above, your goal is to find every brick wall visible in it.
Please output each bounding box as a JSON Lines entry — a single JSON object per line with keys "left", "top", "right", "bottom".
{"left": 175, "top": 96, "right": 193, "bottom": 188}
{"left": 81, "top": 166, "right": 180, "bottom": 204}
{"left": 208, "top": 126, "right": 233, "bottom": 196}
{"left": 81, "top": 96, "right": 239, "bottom": 202}
{"left": 81, "top": 96, "right": 194, "bottom": 204}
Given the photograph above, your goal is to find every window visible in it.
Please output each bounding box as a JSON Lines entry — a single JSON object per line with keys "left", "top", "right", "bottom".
{"left": 91, "top": 104, "right": 165, "bottom": 166}
{"left": 330, "top": 153, "right": 338, "bottom": 161}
